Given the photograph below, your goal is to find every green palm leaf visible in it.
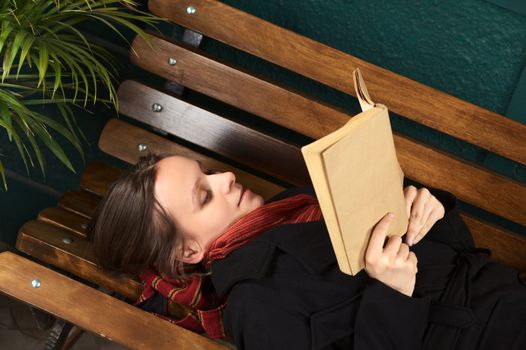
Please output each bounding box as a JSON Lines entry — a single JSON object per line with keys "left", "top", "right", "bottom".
{"left": 0, "top": 0, "right": 163, "bottom": 190}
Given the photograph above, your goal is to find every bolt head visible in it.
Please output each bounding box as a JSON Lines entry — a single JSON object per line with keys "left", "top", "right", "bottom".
{"left": 186, "top": 6, "right": 196, "bottom": 14}
{"left": 152, "top": 103, "right": 163, "bottom": 112}
{"left": 62, "top": 237, "right": 73, "bottom": 244}
{"left": 168, "top": 57, "right": 177, "bottom": 66}
{"left": 80, "top": 223, "right": 88, "bottom": 230}
{"left": 32, "top": 279, "right": 41, "bottom": 288}
{"left": 138, "top": 144, "right": 148, "bottom": 152}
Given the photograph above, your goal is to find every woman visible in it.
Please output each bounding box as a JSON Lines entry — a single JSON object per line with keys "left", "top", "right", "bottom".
{"left": 88, "top": 153, "right": 526, "bottom": 350}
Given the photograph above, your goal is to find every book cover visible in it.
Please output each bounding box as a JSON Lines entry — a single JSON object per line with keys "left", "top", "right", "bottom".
{"left": 301, "top": 71, "right": 408, "bottom": 275}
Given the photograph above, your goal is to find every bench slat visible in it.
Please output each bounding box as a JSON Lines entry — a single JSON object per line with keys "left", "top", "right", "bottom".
{"left": 395, "top": 135, "right": 526, "bottom": 228}
{"left": 59, "top": 191, "right": 100, "bottom": 218}
{"left": 22, "top": 215, "right": 194, "bottom": 320}
{"left": 38, "top": 207, "right": 89, "bottom": 238}
{"left": 98, "top": 119, "right": 286, "bottom": 199}
{"left": 128, "top": 37, "right": 526, "bottom": 227}
{"left": 80, "top": 161, "right": 122, "bottom": 197}
{"left": 0, "top": 252, "right": 230, "bottom": 350}
{"left": 149, "top": 0, "right": 526, "bottom": 165}
{"left": 118, "top": 80, "right": 309, "bottom": 187}
{"left": 16, "top": 221, "right": 142, "bottom": 302}
{"left": 466, "top": 215, "right": 526, "bottom": 271}
{"left": 131, "top": 35, "right": 345, "bottom": 140}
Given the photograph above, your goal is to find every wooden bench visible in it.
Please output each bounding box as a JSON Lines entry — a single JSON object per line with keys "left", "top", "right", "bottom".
{"left": 1, "top": 0, "right": 525, "bottom": 349}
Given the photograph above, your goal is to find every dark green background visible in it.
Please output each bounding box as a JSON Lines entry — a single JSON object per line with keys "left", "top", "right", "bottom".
{"left": 1, "top": 0, "right": 525, "bottom": 247}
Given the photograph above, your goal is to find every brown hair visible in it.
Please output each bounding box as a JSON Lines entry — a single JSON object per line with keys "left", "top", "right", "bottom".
{"left": 87, "top": 153, "right": 187, "bottom": 278}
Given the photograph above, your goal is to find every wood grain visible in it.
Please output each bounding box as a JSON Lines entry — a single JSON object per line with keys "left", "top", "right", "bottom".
{"left": 148, "top": 0, "right": 526, "bottom": 165}
{"left": 16, "top": 221, "right": 142, "bottom": 302}
{"left": 38, "top": 207, "right": 89, "bottom": 238}
{"left": 394, "top": 135, "right": 526, "bottom": 227}
{"left": 118, "top": 80, "right": 309, "bottom": 187}
{"left": 465, "top": 215, "right": 526, "bottom": 272}
{"left": 58, "top": 191, "right": 101, "bottom": 219}
{"left": 128, "top": 36, "right": 526, "bottom": 227}
{"left": 130, "top": 35, "right": 346, "bottom": 141}
{"left": 19, "top": 219, "right": 191, "bottom": 320}
{"left": 0, "top": 252, "right": 230, "bottom": 350}
{"left": 99, "top": 119, "right": 285, "bottom": 200}
{"left": 80, "top": 161, "right": 122, "bottom": 197}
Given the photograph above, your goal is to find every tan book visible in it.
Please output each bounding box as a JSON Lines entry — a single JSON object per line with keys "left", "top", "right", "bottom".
{"left": 301, "top": 69, "right": 408, "bottom": 275}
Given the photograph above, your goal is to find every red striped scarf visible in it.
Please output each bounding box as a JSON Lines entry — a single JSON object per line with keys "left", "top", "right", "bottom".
{"left": 136, "top": 193, "right": 322, "bottom": 338}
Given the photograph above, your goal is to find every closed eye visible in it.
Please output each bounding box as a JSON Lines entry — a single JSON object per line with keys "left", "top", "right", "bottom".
{"left": 203, "top": 189, "right": 212, "bottom": 205}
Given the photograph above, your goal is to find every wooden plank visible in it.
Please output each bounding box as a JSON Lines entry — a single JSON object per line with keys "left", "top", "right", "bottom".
{"left": 149, "top": 0, "right": 526, "bottom": 165}
{"left": 18, "top": 219, "right": 191, "bottom": 320}
{"left": 59, "top": 191, "right": 100, "bottom": 219}
{"left": 38, "top": 207, "right": 89, "bottom": 238}
{"left": 80, "top": 161, "right": 122, "bottom": 197}
{"left": 130, "top": 36, "right": 345, "bottom": 141}
{"left": 465, "top": 215, "right": 526, "bottom": 272}
{"left": 98, "top": 119, "right": 285, "bottom": 200}
{"left": 394, "top": 135, "right": 526, "bottom": 228}
{"left": 0, "top": 252, "right": 231, "bottom": 350}
{"left": 129, "top": 36, "right": 526, "bottom": 227}
{"left": 118, "top": 80, "right": 309, "bottom": 187}
{"left": 16, "top": 221, "right": 143, "bottom": 302}
{"left": 99, "top": 121, "right": 526, "bottom": 269}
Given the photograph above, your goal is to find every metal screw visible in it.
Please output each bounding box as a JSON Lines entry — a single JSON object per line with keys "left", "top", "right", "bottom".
{"left": 80, "top": 223, "right": 87, "bottom": 230}
{"left": 168, "top": 57, "right": 177, "bottom": 66}
{"left": 138, "top": 144, "right": 148, "bottom": 152}
{"left": 32, "top": 279, "right": 41, "bottom": 288}
{"left": 186, "top": 6, "right": 196, "bottom": 15}
{"left": 152, "top": 103, "right": 163, "bottom": 112}
{"left": 62, "top": 237, "right": 73, "bottom": 244}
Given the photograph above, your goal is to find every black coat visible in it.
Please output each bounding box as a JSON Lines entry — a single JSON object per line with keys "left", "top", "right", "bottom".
{"left": 210, "top": 186, "right": 526, "bottom": 350}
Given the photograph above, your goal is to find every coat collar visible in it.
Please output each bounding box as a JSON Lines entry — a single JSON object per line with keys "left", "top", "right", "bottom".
{"left": 210, "top": 186, "right": 337, "bottom": 297}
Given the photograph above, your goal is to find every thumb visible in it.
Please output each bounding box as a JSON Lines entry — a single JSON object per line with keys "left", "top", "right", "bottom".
{"left": 366, "top": 212, "right": 394, "bottom": 260}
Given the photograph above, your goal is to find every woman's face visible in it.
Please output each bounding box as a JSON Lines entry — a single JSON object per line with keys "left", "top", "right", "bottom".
{"left": 154, "top": 155, "right": 265, "bottom": 263}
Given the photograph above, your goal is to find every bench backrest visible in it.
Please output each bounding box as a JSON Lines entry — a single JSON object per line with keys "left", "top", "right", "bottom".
{"left": 8, "top": 1, "right": 526, "bottom": 349}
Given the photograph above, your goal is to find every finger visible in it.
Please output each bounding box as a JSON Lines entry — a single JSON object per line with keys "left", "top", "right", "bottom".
{"left": 407, "top": 189, "right": 430, "bottom": 238}
{"left": 412, "top": 206, "right": 445, "bottom": 245}
{"left": 408, "top": 201, "right": 433, "bottom": 245}
{"left": 366, "top": 212, "right": 394, "bottom": 260}
{"left": 403, "top": 186, "right": 417, "bottom": 218}
{"left": 408, "top": 251, "right": 418, "bottom": 266}
{"left": 384, "top": 235, "right": 402, "bottom": 256}
{"left": 397, "top": 243, "right": 410, "bottom": 259}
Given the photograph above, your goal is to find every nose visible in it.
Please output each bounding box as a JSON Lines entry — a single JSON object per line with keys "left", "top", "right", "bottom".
{"left": 216, "top": 171, "right": 236, "bottom": 193}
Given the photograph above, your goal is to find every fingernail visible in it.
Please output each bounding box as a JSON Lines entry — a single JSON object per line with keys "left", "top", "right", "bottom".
{"left": 388, "top": 212, "right": 395, "bottom": 218}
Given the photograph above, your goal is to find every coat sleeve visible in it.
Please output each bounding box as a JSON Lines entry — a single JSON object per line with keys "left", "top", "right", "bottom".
{"left": 421, "top": 187, "right": 475, "bottom": 251}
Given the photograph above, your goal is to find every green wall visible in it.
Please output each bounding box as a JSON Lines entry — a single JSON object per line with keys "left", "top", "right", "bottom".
{"left": 1, "top": 0, "right": 525, "bottom": 246}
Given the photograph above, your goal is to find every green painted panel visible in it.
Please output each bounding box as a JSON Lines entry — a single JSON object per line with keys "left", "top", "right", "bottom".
{"left": 506, "top": 63, "right": 526, "bottom": 123}
{"left": 487, "top": 0, "right": 526, "bottom": 16}
{"left": 2, "top": 0, "right": 526, "bottom": 246}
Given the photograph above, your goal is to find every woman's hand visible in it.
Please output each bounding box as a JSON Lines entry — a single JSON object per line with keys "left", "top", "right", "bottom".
{"left": 403, "top": 186, "right": 445, "bottom": 246}
{"left": 365, "top": 212, "right": 418, "bottom": 297}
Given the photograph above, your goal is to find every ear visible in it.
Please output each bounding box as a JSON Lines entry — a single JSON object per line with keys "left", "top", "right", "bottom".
{"left": 176, "top": 239, "right": 205, "bottom": 265}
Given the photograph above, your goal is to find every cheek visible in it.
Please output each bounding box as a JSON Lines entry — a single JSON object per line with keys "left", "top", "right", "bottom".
{"left": 207, "top": 201, "right": 237, "bottom": 232}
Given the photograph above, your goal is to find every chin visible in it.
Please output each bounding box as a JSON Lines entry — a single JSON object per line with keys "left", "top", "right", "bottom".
{"left": 253, "top": 194, "right": 265, "bottom": 207}
{"left": 245, "top": 196, "right": 264, "bottom": 213}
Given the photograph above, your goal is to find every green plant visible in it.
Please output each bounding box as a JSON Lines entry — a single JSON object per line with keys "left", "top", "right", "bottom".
{"left": 0, "top": 0, "right": 162, "bottom": 189}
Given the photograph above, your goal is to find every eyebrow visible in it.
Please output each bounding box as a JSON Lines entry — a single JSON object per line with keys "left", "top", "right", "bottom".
{"left": 191, "top": 160, "right": 203, "bottom": 212}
